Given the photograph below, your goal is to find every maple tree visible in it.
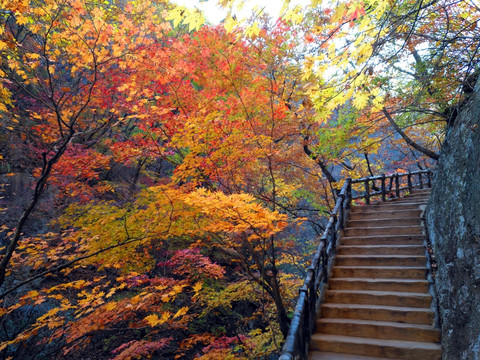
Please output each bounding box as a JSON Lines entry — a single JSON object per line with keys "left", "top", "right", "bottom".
{"left": 218, "top": 0, "right": 478, "bottom": 171}
{"left": 296, "top": 0, "right": 478, "bottom": 166}
{"left": 0, "top": 2, "right": 330, "bottom": 358}
{"left": 0, "top": 0, "right": 476, "bottom": 358}
{"left": 0, "top": 0, "right": 177, "bottom": 286}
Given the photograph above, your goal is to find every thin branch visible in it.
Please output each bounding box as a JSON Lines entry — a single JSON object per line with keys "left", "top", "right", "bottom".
{"left": 382, "top": 108, "right": 440, "bottom": 160}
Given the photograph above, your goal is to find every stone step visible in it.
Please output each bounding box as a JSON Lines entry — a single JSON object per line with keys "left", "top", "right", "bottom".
{"left": 329, "top": 278, "right": 429, "bottom": 293}
{"left": 348, "top": 218, "right": 421, "bottom": 227}
{"left": 349, "top": 209, "right": 422, "bottom": 220}
{"left": 325, "top": 290, "right": 432, "bottom": 308}
{"left": 410, "top": 188, "right": 431, "bottom": 194}
{"left": 390, "top": 195, "right": 429, "bottom": 202}
{"left": 321, "top": 303, "right": 435, "bottom": 325}
{"left": 335, "top": 255, "right": 426, "bottom": 267}
{"left": 332, "top": 266, "right": 427, "bottom": 279}
{"left": 350, "top": 190, "right": 431, "bottom": 207}
{"left": 380, "top": 200, "right": 428, "bottom": 207}
{"left": 340, "top": 234, "right": 424, "bottom": 246}
{"left": 338, "top": 245, "right": 425, "bottom": 256}
{"left": 373, "top": 196, "right": 429, "bottom": 206}
{"left": 310, "top": 334, "right": 441, "bottom": 359}
{"left": 351, "top": 202, "right": 427, "bottom": 213}
{"left": 309, "top": 351, "right": 397, "bottom": 360}
{"left": 316, "top": 318, "right": 441, "bottom": 342}
{"left": 344, "top": 226, "right": 423, "bottom": 237}
{"left": 392, "top": 191, "right": 430, "bottom": 198}
{"left": 407, "top": 191, "right": 431, "bottom": 198}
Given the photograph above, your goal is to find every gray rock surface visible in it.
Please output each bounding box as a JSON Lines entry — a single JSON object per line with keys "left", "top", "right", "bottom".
{"left": 426, "top": 79, "right": 480, "bottom": 360}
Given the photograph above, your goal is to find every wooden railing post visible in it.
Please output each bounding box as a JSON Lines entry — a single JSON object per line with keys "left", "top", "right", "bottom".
{"left": 365, "top": 179, "right": 370, "bottom": 204}
{"left": 299, "top": 285, "right": 309, "bottom": 358}
{"left": 320, "top": 235, "right": 328, "bottom": 283}
{"left": 338, "top": 194, "right": 345, "bottom": 230}
{"left": 344, "top": 179, "right": 352, "bottom": 229}
{"left": 388, "top": 176, "right": 394, "bottom": 193}
{"left": 307, "top": 267, "right": 316, "bottom": 337}
{"left": 395, "top": 173, "right": 400, "bottom": 197}
{"left": 419, "top": 172, "right": 424, "bottom": 189}
{"left": 331, "top": 213, "right": 338, "bottom": 249}
{"left": 427, "top": 171, "right": 432, "bottom": 188}
{"left": 408, "top": 172, "right": 413, "bottom": 193}
{"left": 381, "top": 174, "right": 386, "bottom": 201}
{"left": 346, "top": 179, "right": 352, "bottom": 208}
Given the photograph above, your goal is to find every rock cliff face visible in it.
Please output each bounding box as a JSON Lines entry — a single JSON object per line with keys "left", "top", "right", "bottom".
{"left": 426, "top": 80, "right": 480, "bottom": 360}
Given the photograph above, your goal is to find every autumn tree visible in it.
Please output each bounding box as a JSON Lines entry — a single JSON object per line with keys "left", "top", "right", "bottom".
{"left": 0, "top": 2, "right": 332, "bottom": 358}
{"left": 218, "top": 0, "right": 478, "bottom": 175}
{"left": 0, "top": 0, "right": 183, "bottom": 287}
{"left": 297, "top": 0, "right": 478, "bottom": 166}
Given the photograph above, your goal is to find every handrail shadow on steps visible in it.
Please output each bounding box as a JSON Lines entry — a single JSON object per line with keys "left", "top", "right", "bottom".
{"left": 279, "top": 169, "right": 433, "bottom": 360}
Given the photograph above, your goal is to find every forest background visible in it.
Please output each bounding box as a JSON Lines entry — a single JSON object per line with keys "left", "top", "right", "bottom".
{"left": 0, "top": 0, "right": 478, "bottom": 358}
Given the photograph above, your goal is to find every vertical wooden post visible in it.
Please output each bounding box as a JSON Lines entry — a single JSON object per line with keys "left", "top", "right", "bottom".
{"left": 388, "top": 176, "right": 394, "bottom": 192}
{"left": 321, "top": 236, "right": 328, "bottom": 283}
{"left": 395, "top": 173, "right": 400, "bottom": 198}
{"left": 308, "top": 268, "right": 316, "bottom": 337}
{"left": 346, "top": 179, "right": 352, "bottom": 210}
{"left": 331, "top": 214, "right": 338, "bottom": 249}
{"left": 408, "top": 172, "right": 413, "bottom": 193}
{"left": 338, "top": 194, "right": 345, "bottom": 230}
{"left": 427, "top": 171, "right": 432, "bottom": 188}
{"left": 344, "top": 179, "right": 351, "bottom": 229}
{"left": 381, "top": 174, "right": 386, "bottom": 201}
{"left": 365, "top": 179, "right": 370, "bottom": 204}
{"left": 419, "top": 172, "right": 424, "bottom": 189}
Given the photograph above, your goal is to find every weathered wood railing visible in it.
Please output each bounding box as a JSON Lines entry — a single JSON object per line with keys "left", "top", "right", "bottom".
{"left": 279, "top": 169, "right": 433, "bottom": 360}
{"left": 351, "top": 170, "right": 432, "bottom": 204}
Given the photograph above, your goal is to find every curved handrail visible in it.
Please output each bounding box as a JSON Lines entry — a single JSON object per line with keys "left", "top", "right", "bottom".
{"left": 279, "top": 169, "right": 433, "bottom": 360}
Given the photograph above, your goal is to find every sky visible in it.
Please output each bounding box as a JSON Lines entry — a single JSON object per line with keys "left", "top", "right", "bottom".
{"left": 172, "top": 0, "right": 286, "bottom": 24}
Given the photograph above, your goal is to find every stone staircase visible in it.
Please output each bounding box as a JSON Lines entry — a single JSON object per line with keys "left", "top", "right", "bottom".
{"left": 309, "top": 189, "right": 442, "bottom": 360}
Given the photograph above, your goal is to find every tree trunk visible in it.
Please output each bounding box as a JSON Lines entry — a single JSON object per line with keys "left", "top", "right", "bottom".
{"left": 0, "top": 132, "right": 73, "bottom": 288}
{"left": 303, "top": 144, "right": 338, "bottom": 183}
{"left": 383, "top": 108, "right": 440, "bottom": 160}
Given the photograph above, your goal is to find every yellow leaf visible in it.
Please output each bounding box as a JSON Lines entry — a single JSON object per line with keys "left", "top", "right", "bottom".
{"left": 224, "top": 15, "right": 237, "bottom": 34}
{"left": 104, "top": 302, "right": 116, "bottom": 311}
{"left": 173, "top": 306, "right": 188, "bottom": 319}
{"left": 144, "top": 314, "right": 159, "bottom": 326}
{"left": 166, "top": 7, "right": 186, "bottom": 28}
{"left": 184, "top": 9, "right": 205, "bottom": 32}
{"left": 27, "top": 290, "right": 39, "bottom": 298}
{"left": 192, "top": 282, "right": 202, "bottom": 293}
{"left": 28, "top": 53, "right": 40, "bottom": 60}
{"left": 353, "top": 92, "right": 370, "bottom": 110}
{"left": 16, "top": 14, "right": 28, "bottom": 26}
{"left": 245, "top": 22, "right": 261, "bottom": 38}
{"left": 173, "top": 284, "right": 184, "bottom": 293}
{"left": 144, "top": 312, "right": 170, "bottom": 327}
{"left": 283, "top": 6, "right": 303, "bottom": 24}
{"left": 328, "top": 41, "right": 336, "bottom": 55}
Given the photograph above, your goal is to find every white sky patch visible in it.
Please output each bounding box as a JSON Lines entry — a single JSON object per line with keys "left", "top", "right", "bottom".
{"left": 172, "top": 0, "right": 293, "bottom": 24}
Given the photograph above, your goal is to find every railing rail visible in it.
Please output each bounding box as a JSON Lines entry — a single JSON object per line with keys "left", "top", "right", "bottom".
{"left": 351, "top": 170, "right": 432, "bottom": 204}
{"left": 279, "top": 169, "right": 433, "bottom": 360}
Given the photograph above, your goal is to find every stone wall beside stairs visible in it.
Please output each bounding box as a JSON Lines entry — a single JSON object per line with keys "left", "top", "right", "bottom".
{"left": 425, "top": 79, "right": 480, "bottom": 360}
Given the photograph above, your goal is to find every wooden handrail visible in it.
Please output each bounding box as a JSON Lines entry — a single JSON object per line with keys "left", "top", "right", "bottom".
{"left": 351, "top": 170, "right": 433, "bottom": 204}
{"left": 278, "top": 169, "right": 433, "bottom": 360}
